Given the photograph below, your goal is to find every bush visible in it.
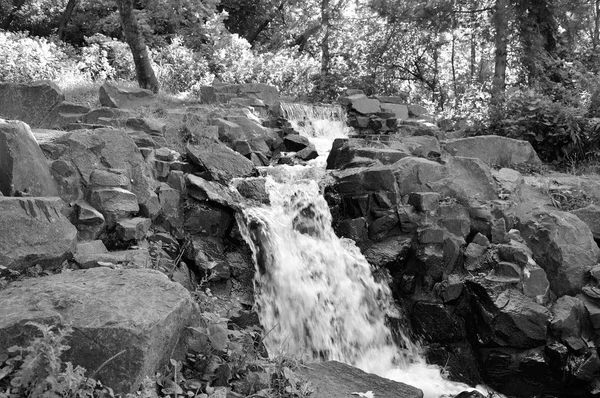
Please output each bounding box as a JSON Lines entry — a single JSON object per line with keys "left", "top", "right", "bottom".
{"left": 78, "top": 34, "right": 135, "bottom": 81}
{"left": 0, "top": 31, "right": 77, "bottom": 82}
{"left": 485, "top": 89, "right": 594, "bottom": 164}
{"left": 152, "top": 36, "right": 214, "bottom": 94}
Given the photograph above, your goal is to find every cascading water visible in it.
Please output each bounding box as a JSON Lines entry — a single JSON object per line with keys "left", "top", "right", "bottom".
{"left": 236, "top": 103, "right": 492, "bottom": 398}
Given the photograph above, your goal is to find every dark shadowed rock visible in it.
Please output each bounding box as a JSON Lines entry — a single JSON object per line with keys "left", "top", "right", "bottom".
{"left": 89, "top": 187, "right": 139, "bottom": 226}
{"left": 297, "top": 361, "right": 423, "bottom": 398}
{"left": 99, "top": 82, "right": 156, "bottom": 109}
{"left": 0, "top": 197, "right": 76, "bottom": 271}
{"left": 0, "top": 267, "right": 199, "bottom": 394}
{"left": 0, "top": 119, "right": 59, "bottom": 196}
{"left": 0, "top": 80, "right": 64, "bottom": 127}
{"left": 412, "top": 302, "right": 465, "bottom": 343}
{"left": 186, "top": 141, "right": 256, "bottom": 183}
{"left": 392, "top": 157, "right": 445, "bottom": 196}
{"left": 519, "top": 209, "right": 599, "bottom": 296}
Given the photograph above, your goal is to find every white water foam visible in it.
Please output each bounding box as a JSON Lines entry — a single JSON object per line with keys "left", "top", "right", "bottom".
{"left": 236, "top": 103, "right": 496, "bottom": 398}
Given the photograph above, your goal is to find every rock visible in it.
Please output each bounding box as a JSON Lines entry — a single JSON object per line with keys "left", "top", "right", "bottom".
{"left": 438, "top": 202, "right": 471, "bottom": 238}
{"left": 73, "top": 200, "right": 106, "bottom": 240}
{"left": 520, "top": 209, "right": 600, "bottom": 296}
{"left": 521, "top": 264, "right": 550, "bottom": 303}
{"left": 189, "top": 237, "right": 229, "bottom": 280}
{"left": 74, "top": 248, "right": 151, "bottom": 269}
{"left": 89, "top": 168, "right": 130, "bottom": 189}
{"left": 186, "top": 141, "right": 256, "bottom": 183}
{"left": 184, "top": 202, "right": 234, "bottom": 237}
{"left": 408, "top": 192, "right": 440, "bottom": 212}
{"left": 0, "top": 119, "right": 59, "bottom": 196}
{"left": 126, "top": 117, "right": 166, "bottom": 138}
{"left": 464, "top": 243, "right": 487, "bottom": 272}
{"left": 392, "top": 157, "right": 445, "bottom": 196}
{"left": 296, "top": 145, "right": 319, "bottom": 161}
{"left": 73, "top": 240, "right": 108, "bottom": 267}
{"left": 408, "top": 104, "right": 429, "bottom": 118}
{"left": 411, "top": 302, "right": 465, "bottom": 343}
{"left": 571, "top": 204, "right": 600, "bottom": 240}
{"left": 0, "top": 80, "right": 65, "bottom": 127}
{"left": 493, "top": 168, "right": 524, "bottom": 200}
{"left": 429, "top": 157, "right": 498, "bottom": 203}
{"left": 233, "top": 178, "right": 270, "bottom": 204}
{"left": 99, "top": 82, "right": 157, "bottom": 109}
{"left": 297, "top": 361, "right": 423, "bottom": 398}
{"left": 363, "top": 236, "right": 412, "bottom": 269}
{"left": 333, "top": 165, "right": 397, "bottom": 195}
{"left": 550, "top": 296, "right": 588, "bottom": 341}
{"left": 186, "top": 175, "right": 243, "bottom": 210}
{"left": 345, "top": 94, "right": 381, "bottom": 114}
{"left": 283, "top": 134, "right": 311, "bottom": 152}
{"left": 336, "top": 218, "right": 369, "bottom": 242}
{"left": 0, "top": 197, "right": 77, "bottom": 271}
{"left": 116, "top": 217, "right": 152, "bottom": 241}
{"left": 89, "top": 188, "right": 139, "bottom": 226}
{"left": 381, "top": 103, "right": 409, "bottom": 120}
{"left": 41, "top": 128, "right": 158, "bottom": 213}
{"left": 82, "top": 107, "right": 133, "bottom": 124}
{"left": 0, "top": 267, "right": 199, "bottom": 394}
{"left": 327, "top": 139, "right": 409, "bottom": 170}
{"left": 444, "top": 136, "right": 541, "bottom": 166}
{"left": 492, "top": 289, "right": 551, "bottom": 347}
{"left": 392, "top": 136, "right": 440, "bottom": 157}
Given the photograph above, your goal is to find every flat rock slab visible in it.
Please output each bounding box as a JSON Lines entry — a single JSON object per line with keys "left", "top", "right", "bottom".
{"left": 0, "top": 80, "right": 64, "bottom": 127}
{"left": 298, "top": 361, "right": 423, "bottom": 398}
{"left": 186, "top": 141, "right": 256, "bottom": 183}
{"left": 0, "top": 267, "right": 199, "bottom": 394}
{"left": 0, "top": 197, "right": 76, "bottom": 270}
{"left": 99, "top": 82, "right": 157, "bottom": 109}
{"left": 444, "top": 135, "right": 541, "bottom": 166}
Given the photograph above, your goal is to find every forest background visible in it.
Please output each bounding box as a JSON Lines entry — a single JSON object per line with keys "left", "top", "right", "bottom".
{"left": 2, "top": 0, "right": 600, "bottom": 167}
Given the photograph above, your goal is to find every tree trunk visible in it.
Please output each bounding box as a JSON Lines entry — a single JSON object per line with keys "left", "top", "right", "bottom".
{"left": 116, "top": 0, "right": 159, "bottom": 93}
{"left": 247, "top": 0, "right": 286, "bottom": 46}
{"left": 320, "top": 0, "right": 331, "bottom": 78}
{"left": 57, "top": 0, "right": 78, "bottom": 40}
{"left": 594, "top": 0, "right": 600, "bottom": 51}
{"left": 491, "top": 0, "right": 509, "bottom": 102}
{"left": 1, "top": 0, "right": 27, "bottom": 31}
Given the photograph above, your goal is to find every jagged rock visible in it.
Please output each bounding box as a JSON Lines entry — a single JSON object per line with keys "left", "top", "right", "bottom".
{"left": 430, "top": 156, "right": 498, "bottom": 203}
{"left": 0, "top": 80, "right": 64, "bottom": 127}
{"left": 81, "top": 107, "right": 133, "bottom": 124}
{"left": 184, "top": 202, "right": 234, "bottom": 237}
{"left": 239, "top": 83, "right": 279, "bottom": 105}
{"left": 186, "top": 141, "right": 256, "bottom": 183}
{"left": 73, "top": 240, "right": 108, "bottom": 267}
{"left": 186, "top": 175, "right": 242, "bottom": 210}
{"left": 392, "top": 157, "right": 445, "bottom": 196}
{"left": 89, "top": 168, "right": 130, "bottom": 189}
{"left": 73, "top": 200, "right": 105, "bottom": 240}
{"left": 343, "top": 94, "right": 381, "bottom": 114}
{"left": 408, "top": 192, "right": 440, "bottom": 212}
{"left": 126, "top": 117, "right": 166, "bottom": 140}
{"left": 369, "top": 210, "right": 399, "bottom": 240}
{"left": 45, "top": 101, "right": 90, "bottom": 129}
{"left": 444, "top": 136, "right": 541, "bottom": 166}
{"left": 40, "top": 128, "right": 158, "bottom": 214}
{"left": 89, "top": 188, "right": 139, "bottom": 226}
{"left": 571, "top": 204, "right": 600, "bottom": 240}
{"left": 283, "top": 134, "right": 311, "bottom": 151}
{"left": 0, "top": 197, "right": 77, "bottom": 270}
{"left": 418, "top": 227, "right": 445, "bottom": 244}
{"left": 336, "top": 217, "right": 369, "bottom": 242}
{"left": 0, "top": 267, "right": 198, "bottom": 394}
{"left": 522, "top": 264, "right": 550, "bottom": 303}
{"left": 167, "top": 170, "right": 186, "bottom": 193}
{"left": 488, "top": 261, "right": 521, "bottom": 282}
{"left": 233, "top": 178, "right": 270, "bottom": 204}
{"left": 0, "top": 119, "right": 59, "bottom": 196}
{"left": 99, "top": 82, "right": 156, "bottom": 109}
{"left": 296, "top": 145, "right": 319, "bottom": 161}
{"left": 327, "top": 139, "right": 409, "bottom": 170}
{"left": 464, "top": 242, "right": 487, "bottom": 272}
{"left": 380, "top": 103, "right": 408, "bottom": 120}
{"left": 333, "top": 165, "right": 397, "bottom": 196}
{"left": 157, "top": 184, "right": 183, "bottom": 231}
{"left": 491, "top": 218, "right": 508, "bottom": 244}
{"left": 520, "top": 209, "right": 600, "bottom": 296}
{"left": 297, "top": 361, "right": 423, "bottom": 398}
{"left": 408, "top": 104, "right": 429, "bottom": 118}
{"left": 438, "top": 202, "right": 471, "bottom": 238}
{"left": 412, "top": 302, "right": 465, "bottom": 343}
{"left": 550, "top": 296, "right": 588, "bottom": 342}
{"left": 493, "top": 168, "right": 524, "bottom": 200}
{"left": 392, "top": 136, "right": 440, "bottom": 157}
{"left": 189, "top": 237, "right": 230, "bottom": 280}
{"left": 116, "top": 217, "right": 152, "bottom": 241}
{"left": 363, "top": 236, "right": 412, "bottom": 268}
{"left": 74, "top": 248, "right": 151, "bottom": 269}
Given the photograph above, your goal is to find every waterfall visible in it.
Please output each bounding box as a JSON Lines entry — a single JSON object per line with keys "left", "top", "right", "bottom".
{"left": 235, "top": 103, "right": 493, "bottom": 398}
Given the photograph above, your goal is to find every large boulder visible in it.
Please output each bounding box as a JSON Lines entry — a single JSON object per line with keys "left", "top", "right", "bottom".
{"left": 444, "top": 136, "right": 542, "bottom": 166}
{"left": 519, "top": 209, "right": 600, "bottom": 296}
{"left": 0, "top": 80, "right": 64, "bottom": 127}
{"left": 186, "top": 141, "right": 256, "bottom": 183}
{"left": 0, "top": 197, "right": 77, "bottom": 270}
{"left": 99, "top": 82, "right": 157, "bottom": 109}
{"left": 392, "top": 157, "right": 445, "bottom": 197}
{"left": 0, "top": 119, "right": 58, "bottom": 196}
{"left": 0, "top": 267, "right": 199, "bottom": 394}
{"left": 297, "top": 361, "right": 423, "bottom": 398}
{"left": 40, "top": 128, "right": 159, "bottom": 214}
{"left": 327, "top": 138, "right": 409, "bottom": 170}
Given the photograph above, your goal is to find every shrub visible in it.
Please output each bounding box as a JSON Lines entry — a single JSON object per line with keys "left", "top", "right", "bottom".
{"left": 486, "top": 89, "right": 594, "bottom": 164}
{"left": 78, "top": 34, "right": 135, "bottom": 81}
{"left": 151, "top": 36, "right": 214, "bottom": 94}
{"left": 0, "top": 31, "right": 76, "bottom": 82}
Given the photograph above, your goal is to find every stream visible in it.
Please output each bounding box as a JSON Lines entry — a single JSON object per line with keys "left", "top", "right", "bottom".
{"left": 235, "top": 103, "right": 493, "bottom": 398}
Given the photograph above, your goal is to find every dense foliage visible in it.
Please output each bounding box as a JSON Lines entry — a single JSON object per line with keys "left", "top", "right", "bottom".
{"left": 2, "top": 0, "right": 600, "bottom": 165}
